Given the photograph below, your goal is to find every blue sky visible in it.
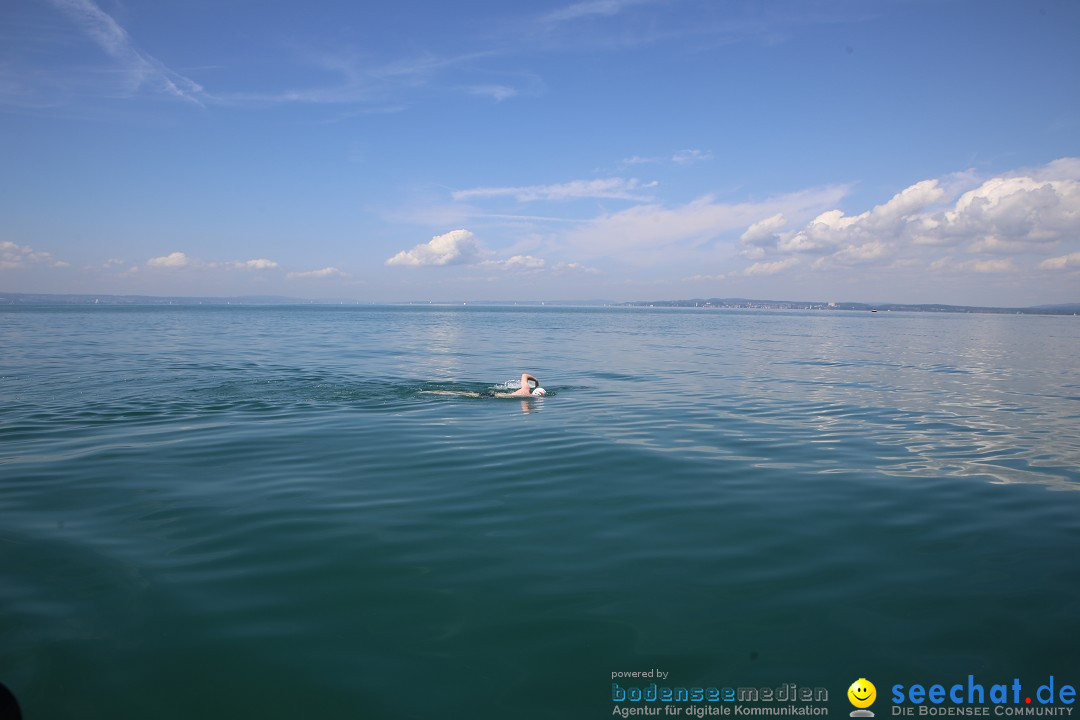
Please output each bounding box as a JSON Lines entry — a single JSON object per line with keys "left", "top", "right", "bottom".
{"left": 2, "top": 0, "right": 1078, "bottom": 305}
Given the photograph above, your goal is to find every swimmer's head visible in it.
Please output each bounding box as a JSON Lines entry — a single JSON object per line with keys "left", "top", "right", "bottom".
{"left": 532, "top": 387, "right": 546, "bottom": 397}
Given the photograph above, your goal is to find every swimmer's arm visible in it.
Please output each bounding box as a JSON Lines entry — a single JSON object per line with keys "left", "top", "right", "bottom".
{"left": 513, "top": 373, "right": 539, "bottom": 396}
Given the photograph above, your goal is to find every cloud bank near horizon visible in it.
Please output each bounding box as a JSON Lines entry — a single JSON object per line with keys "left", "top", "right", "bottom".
{"left": 6, "top": 158, "right": 1080, "bottom": 303}
{"left": 376, "top": 156, "right": 1080, "bottom": 294}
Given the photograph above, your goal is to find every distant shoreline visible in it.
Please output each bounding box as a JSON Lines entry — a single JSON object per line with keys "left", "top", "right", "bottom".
{"left": 618, "top": 298, "right": 1080, "bottom": 316}
{"left": 1, "top": 292, "right": 1078, "bottom": 315}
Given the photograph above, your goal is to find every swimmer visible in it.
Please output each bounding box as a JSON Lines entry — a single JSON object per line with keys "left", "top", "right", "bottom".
{"left": 503, "top": 373, "right": 545, "bottom": 397}
{"left": 421, "top": 372, "right": 547, "bottom": 398}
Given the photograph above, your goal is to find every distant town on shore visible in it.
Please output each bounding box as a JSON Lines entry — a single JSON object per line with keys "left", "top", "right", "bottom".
{"left": 3, "top": 292, "right": 1080, "bottom": 315}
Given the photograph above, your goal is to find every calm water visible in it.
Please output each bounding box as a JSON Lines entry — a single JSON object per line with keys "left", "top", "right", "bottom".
{"left": 2, "top": 305, "right": 1078, "bottom": 719}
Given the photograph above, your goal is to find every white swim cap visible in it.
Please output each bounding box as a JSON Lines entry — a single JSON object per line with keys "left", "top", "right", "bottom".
{"left": 532, "top": 387, "right": 546, "bottom": 396}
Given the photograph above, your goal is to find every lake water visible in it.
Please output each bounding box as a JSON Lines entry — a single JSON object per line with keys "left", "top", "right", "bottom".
{"left": 1, "top": 305, "right": 1078, "bottom": 719}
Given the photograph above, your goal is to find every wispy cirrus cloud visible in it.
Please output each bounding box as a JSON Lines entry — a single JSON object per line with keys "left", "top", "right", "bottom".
{"left": 541, "top": 0, "right": 658, "bottom": 24}
{"left": 529, "top": 0, "right": 829, "bottom": 54}
{"left": 560, "top": 185, "right": 850, "bottom": 263}
{"left": 218, "top": 48, "right": 496, "bottom": 108}
{"left": 463, "top": 84, "right": 518, "bottom": 102}
{"left": 481, "top": 255, "right": 546, "bottom": 271}
{"left": 457, "top": 71, "right": 546, "bottom": 104}
{"left": 11, "top": 1, "right": 509, "bottom": 111}
{"left": 44, "top": 0, "right": 206, "bottom": 104}
{"left": 672, "top": 149, "right": 714, "bottom": 166}
{"left": 9, "top": 0, "right": 878, "bottom": 114}
{"left": 623, "top": 149, "right": 714, "bottom": 167}
{"left": 452, "top": 177, "right": 656, "bottom": 203}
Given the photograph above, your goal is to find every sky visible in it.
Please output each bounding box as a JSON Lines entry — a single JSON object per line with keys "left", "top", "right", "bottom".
{"left": 1, "top": 0, "right": 1078, "bottom": 305}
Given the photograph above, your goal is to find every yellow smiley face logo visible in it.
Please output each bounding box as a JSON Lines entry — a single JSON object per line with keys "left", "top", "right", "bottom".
{"left": 848, "top": 679, "right": 876, "bottom": 708}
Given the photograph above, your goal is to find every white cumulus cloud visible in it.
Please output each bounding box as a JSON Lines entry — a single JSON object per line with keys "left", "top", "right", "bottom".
{"left": 780, "top": 180, "right": 947, "bottom": 256}
{"left": 740, "top": 212, "right": 788, "bottom": 249}
{"left": 385, "top": 229, "right": 569, "bottom": 274}
{"left": 939, "top": 176, "right": 1080, "bottom": 249}
{"left": 233, "top": 258, "right": 279, "bottom": 270}
{"left": 146, "top": 251, "right": 190, "bottom": 268}
{"left": 0, "top": 241, "right": 67, "bottom": 269}
{"left": 737, "top": 158, "right": 1080, "bottom": 276}
{"left": 386, "top": 229, "right": 485, "bottom": 267}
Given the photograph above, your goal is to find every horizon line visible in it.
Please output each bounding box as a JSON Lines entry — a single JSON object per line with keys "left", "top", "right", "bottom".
{"left": 2, "top": 291, "right": 1079, "bottom": 314}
